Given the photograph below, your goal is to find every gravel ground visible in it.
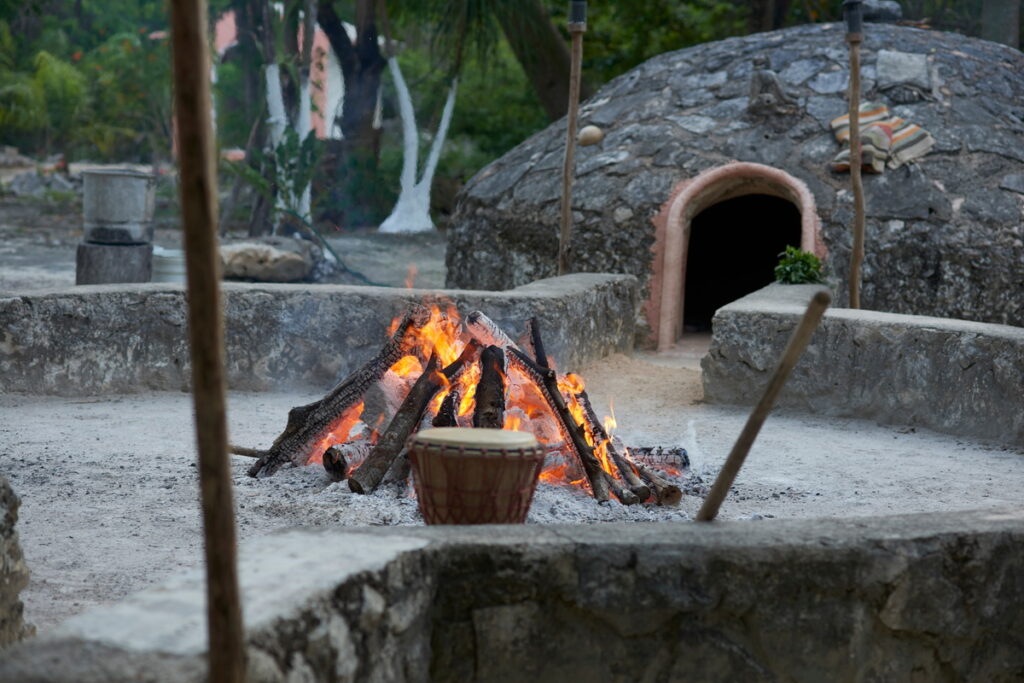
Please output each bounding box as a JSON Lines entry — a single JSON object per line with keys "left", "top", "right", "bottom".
{"left": 3, "top": 352, "right": 1022, "bottom": 634}
{"left": 3, "top": 195, "right": 1022, "bottom": 635}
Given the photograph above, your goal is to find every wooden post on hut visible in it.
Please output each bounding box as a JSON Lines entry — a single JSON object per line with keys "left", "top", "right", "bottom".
{"left": 168, "top": 1, "right": 245, "bottom": 680}
{"left": 844, "top": 0, "right": 866, "bottom": 309}
{"left": 558, "top": 1, "right": 587, "bottom": 275}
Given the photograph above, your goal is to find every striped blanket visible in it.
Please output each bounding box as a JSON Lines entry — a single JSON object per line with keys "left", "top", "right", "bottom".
{"left": 830, "top": 102, "right": 934, "bottom": 173}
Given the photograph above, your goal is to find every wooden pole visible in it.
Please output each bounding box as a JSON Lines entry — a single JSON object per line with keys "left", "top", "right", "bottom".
{"left": 696, "top": 291, "right": 831, "bottom": 522}
{"left": 558, "top": 6, "right": 586, "bottom": 276}
{"left": 168, "top": 2, "right": 245, "bottom": 681}
{"left": 846, "top": 13, "right": 865, "bottom": 309}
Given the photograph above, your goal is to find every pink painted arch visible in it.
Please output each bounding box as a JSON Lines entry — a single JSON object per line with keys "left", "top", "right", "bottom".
{"left": 648, "top": 162, "right": 827, "bottom": 351}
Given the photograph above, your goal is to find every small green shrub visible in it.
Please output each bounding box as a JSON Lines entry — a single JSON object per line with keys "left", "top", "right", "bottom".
{"left": 774, "top": 246, "right": 824, "bottom": 284}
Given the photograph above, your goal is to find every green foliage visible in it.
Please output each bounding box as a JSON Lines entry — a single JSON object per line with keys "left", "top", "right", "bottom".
{"left": 228, "top": 128, "right": 321, "bottom": 224}
{"left": 575, "top": 0, "right": 747, "bottom": 83}
{"left": 774, "top": 246, "right": 824, "bottom": 284}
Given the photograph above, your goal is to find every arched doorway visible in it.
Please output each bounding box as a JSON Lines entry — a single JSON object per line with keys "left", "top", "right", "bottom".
{"left": 683, "top": 195, "right": 802, "bottom": 332}
{"left": 649, "top": 162, "right": 827, "bottom": 351}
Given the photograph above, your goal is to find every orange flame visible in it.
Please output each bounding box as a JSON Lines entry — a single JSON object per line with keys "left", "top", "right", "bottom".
{"left": 310, "top": 400, "right": 365, "bottom": 464}
{"left": 390, "top": 354, "right": 423, "bottom": 378}
{"left": 404, "top": 264, "right": 418, "bottom": 289}
{"left": 359, "top": 306, "right": 653, "bottom": 492}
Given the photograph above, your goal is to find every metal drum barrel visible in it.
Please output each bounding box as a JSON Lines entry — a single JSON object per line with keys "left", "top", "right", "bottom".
{"left": 82, "top": 169, "right": 156, "bottom": 244}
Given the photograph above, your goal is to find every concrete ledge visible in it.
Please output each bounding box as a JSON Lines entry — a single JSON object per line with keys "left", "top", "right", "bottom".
{"left": 702, "top": 284, "right": 1024, "bottom": 446}
{"left": 0, "top": 274, "right": 638, "bottom": 396}
{"left": 3, "top": 508, "right": 1023, "bottom": 681}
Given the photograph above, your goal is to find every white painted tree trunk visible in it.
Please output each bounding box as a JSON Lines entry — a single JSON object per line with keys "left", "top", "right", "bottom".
{"left": 379, "top": 57, "right": 458, "bottom": 234}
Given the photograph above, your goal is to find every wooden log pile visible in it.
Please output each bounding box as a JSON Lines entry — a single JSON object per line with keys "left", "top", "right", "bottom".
{"left": 237, "top": 308, "right": 686, "bottom": 506}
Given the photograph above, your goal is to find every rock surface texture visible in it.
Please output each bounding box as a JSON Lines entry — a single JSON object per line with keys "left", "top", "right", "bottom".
{"left": 2, "top": 511, "right": 1023, "bottom": 681}
{"left": 448, "top": 23, "right": 1024, "bottom": 329}
{"left": 0, "top": 477, "right": 32, "bottom": 648}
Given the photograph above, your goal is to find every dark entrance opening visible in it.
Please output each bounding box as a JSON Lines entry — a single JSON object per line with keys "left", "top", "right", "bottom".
{"left": 683, "top": 194, "right": 801, "bottom": 332}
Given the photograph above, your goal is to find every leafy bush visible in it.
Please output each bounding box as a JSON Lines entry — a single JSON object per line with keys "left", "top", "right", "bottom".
{"left": 774, "top": 246, "right": 824, "bottom": 284}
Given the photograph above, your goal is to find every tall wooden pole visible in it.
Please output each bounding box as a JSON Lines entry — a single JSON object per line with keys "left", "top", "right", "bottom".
{"left": 696, "top": 291, "right": 831, "bottom": 522}
{"left": 558, "top": 1, "right": 586, "bottom": 276}
{"left": 845, "top": 0, "right": 865, "bottom": 309}
{"left": 168, "top": 2, "right": 246, "bottom": 681}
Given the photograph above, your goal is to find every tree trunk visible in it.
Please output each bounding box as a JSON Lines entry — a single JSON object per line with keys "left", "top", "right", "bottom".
{"left": 496, "top": 0, "right": 591, "bottom": 121}
{"left": 748, "top": 0, "right": 791, "bottom": 32}
{"left": 317, "top": 0, "right": 387, "bottom": 226}
{"left": 982, "top": 0, "right": 1020, "bottom": 48}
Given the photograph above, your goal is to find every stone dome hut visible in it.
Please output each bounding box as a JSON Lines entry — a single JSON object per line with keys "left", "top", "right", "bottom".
{"left": 446, "top": 22, "right": 1024, "bottom": 348}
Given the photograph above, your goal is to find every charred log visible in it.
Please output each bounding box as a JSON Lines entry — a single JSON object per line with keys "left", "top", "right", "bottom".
{"left": 473, "top": 345, "right": 506, "bottom": 429}
{"left": 528, "top": 316, "right": 550, "bottom": 368}
{"left": 349, "top": 341, "right": 479, "bottom": 495}
{"left": 247, "top": 306, "right": 431, "bottom": 478}
{"left": 619, "top": 441, "right": 683, "bottom": 506}
{"left": 507, "top": 347, "right": 610, "bottom": 502}
{"left": 602, "top": 470, "right": 640, "bottom": 505}
{"left": 576, "top": 392, "right": 651, "bottom": 502}
{"left": 348, "top": 354, "right": 441, "bottom": 494}
{"left": 432, "top": 389, "right": 460, "bottom": 428}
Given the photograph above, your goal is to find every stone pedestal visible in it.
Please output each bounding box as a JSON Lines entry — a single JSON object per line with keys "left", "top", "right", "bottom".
{"left": 76, "top": 243, "right": 153, "bottom": 285}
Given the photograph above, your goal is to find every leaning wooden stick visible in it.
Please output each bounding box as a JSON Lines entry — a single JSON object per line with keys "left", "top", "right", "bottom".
{"left": 168, "top": 0, "right": 244, "bottom": 679}
{"left": 229, "top": 444, "right": 264, "bottom": 458}
{"left": 696, "top": 290, "right": 832, "bottom": 521}
{"left": 558, "top": 1, "right": 587, "bottom": 275}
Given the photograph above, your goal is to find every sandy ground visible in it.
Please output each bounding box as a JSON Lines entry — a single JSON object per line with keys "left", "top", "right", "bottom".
{"left": 3, "top": 351, "right": 1022, "bottom": 634}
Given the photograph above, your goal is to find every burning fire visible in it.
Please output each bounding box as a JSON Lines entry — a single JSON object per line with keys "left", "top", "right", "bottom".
{"left": 326, "top": 304, "right": 628, "bottom": 490}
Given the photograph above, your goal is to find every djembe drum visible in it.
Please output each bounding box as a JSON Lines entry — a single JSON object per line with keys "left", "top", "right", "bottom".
{"left": 408, "top": 428, "right": 545, "bottom": 525}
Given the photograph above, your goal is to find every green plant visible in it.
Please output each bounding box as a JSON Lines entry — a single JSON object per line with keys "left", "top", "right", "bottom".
{"left": 774, "top": 246, "right": 824, "bottom": 284}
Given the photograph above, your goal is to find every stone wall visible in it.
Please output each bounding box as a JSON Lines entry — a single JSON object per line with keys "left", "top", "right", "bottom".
{"left": 3, "top": 509, "right": 1023, "bottom": 681}
{"left": 0, "top": 477, "right": 32, "bottom": 648}
{"left": 702, "top": 284, "right": 1024, "bottom": 446}
{"left": 0, "top": 274, "right": 637, "bottom": 396}
{"left": 447, "top": 22, "right": 1024, "bottom": 330}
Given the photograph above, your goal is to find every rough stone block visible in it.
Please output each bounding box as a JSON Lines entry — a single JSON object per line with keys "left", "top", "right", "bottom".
{"left": 702, "top": 284, "right": 1024, "bottom": 446}
{"left": 2, "top": 511, "right": 1023, "bottom": 681}
{"left": 0, "top": 274, "right": 638, "bottom": 395}
{"left": 75, "top": 243, "right": 153, "bottom": 285}
{"left": 0, "top": 476, "right": 33, "bottom": 648}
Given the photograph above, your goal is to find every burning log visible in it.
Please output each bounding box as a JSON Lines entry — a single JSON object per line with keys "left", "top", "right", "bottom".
{"left": 473, "top": 346, "right": 506, "bottom": 429}
{"left": 349, "top": 342, "right": 479, "bottom": 495}
{"left": 322, "top": 442, "right": 371, "bottom": 482}
{"left": 432, "top": 389, "right": 460, "bottom": 428}
{"left": 466, "top": 311, "right": 520, "bottom": 352}
{"left": 527, "top": 316, "right": 550, "bottom": 369}
{"left": 633, "top": 462, "right": 683, "bottom": 506}
{"left": 247, "top": 307, "right": 431, "bottom": 478}
{"left": 576, "top": 392, "right": 651, "bottom": 502}
{"left": 617, "top": 439, "right": 682, "bottom": 506}
{"left": 507, "top": 347, "right": 610, "bottom": 502}
{"left": 602, "top": 470, "right": 640, "bottom": 505}
{"left": 348, "top": 355, "right": 441, "bottom": 494}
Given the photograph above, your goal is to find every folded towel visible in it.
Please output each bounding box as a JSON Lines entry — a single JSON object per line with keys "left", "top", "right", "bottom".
{"left": 830, "top": 101, "right": 934, "bottom": 173}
